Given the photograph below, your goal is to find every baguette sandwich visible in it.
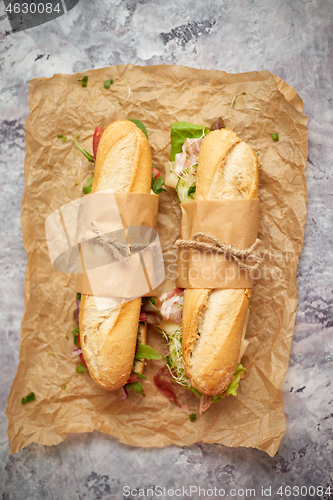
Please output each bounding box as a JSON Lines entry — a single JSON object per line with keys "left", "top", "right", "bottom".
{"left": 160, "top": 122, "right": 258, "bottom": 414}
{"left": 73, "top": 120, "right": 163, "bottom": 394}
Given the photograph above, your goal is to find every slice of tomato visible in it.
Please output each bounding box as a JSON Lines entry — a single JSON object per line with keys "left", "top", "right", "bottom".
{"left": 152, "top": 167, "right": 161, "bottom": 179}
{"left": 79, "top": 352, "right": 87, "bottom": 368}
{"left": 76, "top": 332, "right": 87, "bottom": 367}
{"left": 127, "top": 374, "right": 139, "bottom": 384}
{"left": 139, "top": 312, "right": 147, "bottom": 321}
{"left": 93, "top": 127, "right": 105, "bottom": 160}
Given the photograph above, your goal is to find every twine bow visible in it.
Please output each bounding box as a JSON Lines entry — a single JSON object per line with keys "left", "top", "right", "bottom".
{"left": 175, "top": 232, "right": 262, "bottom": 271}
{"left": 90, "top": 221, "right": 146, "bottom": 261}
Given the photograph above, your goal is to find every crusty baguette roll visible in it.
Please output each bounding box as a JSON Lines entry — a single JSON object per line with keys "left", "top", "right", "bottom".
{"left": 182, "top": 129, "right": 258, "bottom": 396}
{"left": 79, "top": 120, "right": 152, "bottom": 390}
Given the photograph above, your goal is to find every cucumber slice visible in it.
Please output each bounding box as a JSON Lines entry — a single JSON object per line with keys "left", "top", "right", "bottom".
{"left": 176, "top": 167, "right": 197, "bottom": 203}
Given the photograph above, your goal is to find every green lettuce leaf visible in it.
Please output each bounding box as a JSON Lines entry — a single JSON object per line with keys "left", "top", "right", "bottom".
{"left": 170, "top": 122, "right": 210, "bottom": 161}
{"left": 128, "top": 119, "right": 149, "bottom": 139}
{"left": 135, "top": 341, "right": 162, "bottom": 361}
{"left": 189, "top": 387, "right": 202, "bottom": 398}
{"left": 226, "top": 363, "right": 246, "bottom": 396}
{"left": 76, "top": 362, "right": 87, "bottom": 373}
{"left": 126, "top": 381, "right": 145, "bottom": 396}
{"left": 83, "top": 173, "right": 94, "bottom": 194}
{"left": 151, "top": 174, "right": 166, "bottom": 194}
{"left": 72, "top": 327, "right": 79, "bottom": 345}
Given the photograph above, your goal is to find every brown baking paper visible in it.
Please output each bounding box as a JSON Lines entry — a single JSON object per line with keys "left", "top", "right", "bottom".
{"left": 6, "top": 65, "right": 308, "bottom": 456}
{"left": 176, "top": 199, "right": 260, "bottom": 288}
{"left": 75, "top": 192, "right": 159, "bottom": 296}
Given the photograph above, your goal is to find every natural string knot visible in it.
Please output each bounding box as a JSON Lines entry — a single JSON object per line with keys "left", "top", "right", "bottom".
{"left": 90, "top": 221, "right": 147, "bottom": 261}
{"left": 175, "top": 232, "right": 262, "bottom": 271}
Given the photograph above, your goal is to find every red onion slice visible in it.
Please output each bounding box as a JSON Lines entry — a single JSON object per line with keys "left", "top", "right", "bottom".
{"left": 72, "top": 348, "right": 82, "bottom": 357}
{"left": 120, "top": 386, "right": 129, "bottom": 401}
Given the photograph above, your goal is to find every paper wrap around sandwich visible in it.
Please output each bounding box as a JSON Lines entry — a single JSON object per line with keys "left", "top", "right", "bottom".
{"left": 45, "top": 189, "right": 164, "bottom": 310}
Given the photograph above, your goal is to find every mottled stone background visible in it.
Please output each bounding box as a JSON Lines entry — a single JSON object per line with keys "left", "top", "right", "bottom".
{"left": 0, "top": 0, "right": 332, "bottom": 499}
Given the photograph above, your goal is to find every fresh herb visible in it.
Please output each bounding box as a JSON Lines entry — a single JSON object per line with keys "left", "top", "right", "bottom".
{"left": 151, "top": 174, "right": 166, "bottom": 194}
{"left": 128, "top": 119, "right": 149, "bottom": 139}
{"left": 57, "top": 134, "right": 67, "bottom": 142}
{"left": 270, "top": 133, "right": 279, "bottom": 141}
{"left": 189, "top": 413, "right": 196, "bottom": 422}
{"left": 187, "top": 185, "right": 196, "bottom": 199}
{"left": 132, "top": 372, "right": 146, "bottom": 380}
{"left": 126, "top": 381, "right": 145, "bottom": 396}
{"left": 61, "top": 385, "right": 66, "bottom": 390}
{"left": 119, "top": 102, "right": 122, "bottom": 105}
{"left": 22, "top": 392, "right": 35, "bottom": 405}
{"left": 72, "top": 327, "right": 79, "bottom": 345}
{"left": 65, "top": 335, "right": 68, "bottom": 340}
{"left": 83, "top": 173, "right": 94, "bottom": 194}
{"left": 170, "top": 122, "right": 210, "bottom": 161}
{"left": 148, "top": 297, "right": 156, "bottom": 306}
{"left": 74, "top": 136, "right": 95, "bottom": 163}
{"left": 242, "top": 92, "right": 246, "bottom": 95}
{"left": 76, "top": 362, "right": 87, "bottom": 373}
{"left": 135, "top": 341, "right": 162, "bottom": 361}
{"left": 75, "top": 182, "right": 79, "bottom": 186}
{"left": 77, "top": 293, "right": 81, "bottom": 301}
{"left": 104, "top": 78, "right": 114, "bottom": 89}
{"left": 78, "top": 76, "right": 88, "bottom": 87}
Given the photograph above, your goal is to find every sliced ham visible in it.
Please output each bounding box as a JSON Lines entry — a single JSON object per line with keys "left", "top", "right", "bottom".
{"left": 199, "top": 394, "right": 213, "bottom": 416}
{"left": 154, "top": 367, "right": 189, "bottom": 414}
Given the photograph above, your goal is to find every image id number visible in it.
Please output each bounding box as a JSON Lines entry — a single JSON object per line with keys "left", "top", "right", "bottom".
{"left": 5, "top": 3, "right": 61, "bottom": 14}
{"left": 277, "top": 485, "right": 332, "bottom": 497}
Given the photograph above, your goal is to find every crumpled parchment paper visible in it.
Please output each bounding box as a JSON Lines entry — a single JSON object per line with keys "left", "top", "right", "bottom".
{"left": 6, "top": 64, "right": 308, "bottom": 456}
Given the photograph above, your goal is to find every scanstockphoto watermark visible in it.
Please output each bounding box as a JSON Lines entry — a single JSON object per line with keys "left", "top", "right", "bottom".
{"left": 123, "top": 484, "right": 331, "bottom": 498}
{"left": 123, "top": 484, "right": 332, "bottom": 499}
{"left": 167, "top": 245, "right": 298, "bottom": 284}
{"left": 4, "top": 0, "right": 80, "bottom": 33}
{"left": 123, "top": 485, "right": 258, "bottom": 497}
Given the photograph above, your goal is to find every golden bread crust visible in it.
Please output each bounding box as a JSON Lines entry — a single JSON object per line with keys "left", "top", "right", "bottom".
{"left": 80, "top": 120, "right": 152, "bottom": 390}
{"left": 182, "top": 129, "right": 259, "bottom": 395}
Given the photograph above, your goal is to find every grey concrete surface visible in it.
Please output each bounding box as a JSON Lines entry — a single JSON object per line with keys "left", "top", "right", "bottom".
{"left": 0, "top": 0, "right": 332, "bottom": 499}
